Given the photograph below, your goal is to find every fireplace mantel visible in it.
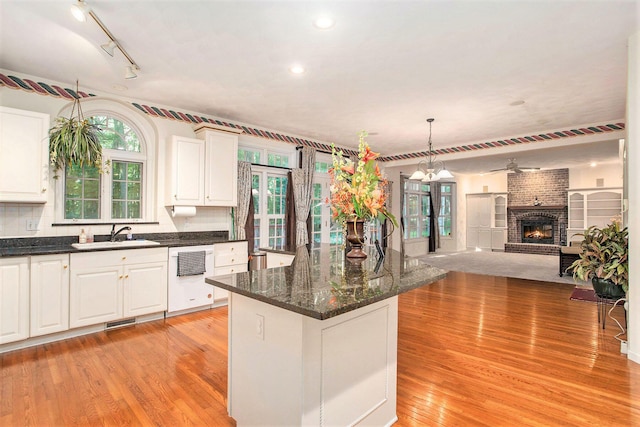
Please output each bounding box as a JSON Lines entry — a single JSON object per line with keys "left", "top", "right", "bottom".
{"left": 508, "top": 205, "right": 566, "bottom": 210}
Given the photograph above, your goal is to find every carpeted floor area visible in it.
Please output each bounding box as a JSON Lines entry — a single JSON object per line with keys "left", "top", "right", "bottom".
{"left": 415, "top": 250, "right": 589, "bottom": 286}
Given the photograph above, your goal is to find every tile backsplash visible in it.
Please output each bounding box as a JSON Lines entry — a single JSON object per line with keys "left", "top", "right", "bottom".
{"left": 0, "top": 203, "right": 231, "bottom": 238}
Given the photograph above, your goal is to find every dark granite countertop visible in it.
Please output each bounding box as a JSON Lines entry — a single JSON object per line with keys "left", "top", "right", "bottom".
{"left": 0, "top": 231, "right": 242, "bottom": 257}
{"left": 205, "top": 244, "right": 447, "bottom": 320}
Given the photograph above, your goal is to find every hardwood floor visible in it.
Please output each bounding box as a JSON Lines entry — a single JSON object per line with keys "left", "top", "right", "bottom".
{"left": 2, "top": 271, "right": 638, "bottom": 426}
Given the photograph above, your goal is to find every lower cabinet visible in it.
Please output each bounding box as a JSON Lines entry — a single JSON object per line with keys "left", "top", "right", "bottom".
{"left": 30, "top": 254, "right": 70, "bottom": 337}
{"left": 0, "top": 257, "right": 30, "bottom": 344}
{"left": 213, "top": 241, "right": 248, "bottom": 301}
{"left": 70, "top": 248, "right": 168, "bottom": 328}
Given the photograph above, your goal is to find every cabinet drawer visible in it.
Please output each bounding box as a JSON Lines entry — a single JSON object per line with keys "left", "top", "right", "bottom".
{"left": 71, "top": 247, "right": 167, "bottom": 268}
{"left": 213, "top": 264, "right": 248, "bottom": 276}
{"left": 213, "top": 241, "right": 247, "bottom": 256}
{"left": 215, "top": 252, "right": 247, "bottom": 267}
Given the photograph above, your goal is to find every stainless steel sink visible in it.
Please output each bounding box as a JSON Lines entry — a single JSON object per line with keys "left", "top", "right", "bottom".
{"left": 71, "top": 240, "right": 161, "bottom": 250}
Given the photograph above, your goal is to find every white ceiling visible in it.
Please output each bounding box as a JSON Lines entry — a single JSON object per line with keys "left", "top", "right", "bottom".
{"left": 1, "top": 0, "right": 638, "bottom": 173}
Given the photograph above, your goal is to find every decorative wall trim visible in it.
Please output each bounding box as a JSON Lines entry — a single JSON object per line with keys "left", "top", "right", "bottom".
{"left": 1, "top": 72, "right": 624, "bottom": 162}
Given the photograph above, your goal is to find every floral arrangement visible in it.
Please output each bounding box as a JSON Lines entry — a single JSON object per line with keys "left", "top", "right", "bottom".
{"left": 329, "top": 131, "right": 398, "bottom": 227}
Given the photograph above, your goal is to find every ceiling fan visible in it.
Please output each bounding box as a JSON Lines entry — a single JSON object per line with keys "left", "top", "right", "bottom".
{"left": 490, "top": 158, "right": 540, "bottom": 174}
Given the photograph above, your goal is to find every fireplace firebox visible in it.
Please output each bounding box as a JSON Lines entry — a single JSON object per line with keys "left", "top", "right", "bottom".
{"left": 521, "top": 220, "right": 554, "bottom": 244}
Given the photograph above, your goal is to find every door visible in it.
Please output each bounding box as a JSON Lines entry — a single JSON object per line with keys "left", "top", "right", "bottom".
{"left": 123, "top": 262, "right": 168, "bottom": 317}
{"left": 171, "top": 136, "right": 205, "bottom": 205}
{"left": 0, "top": 257, "right": 29, "bottom": 344}
{"left": 70, "top": 266, "right": 122, "bottom": 328}
{"left": 204, "top": 131, "right": 238, "bottom": 206}
{"left": 30, "top": 254, "right": 70, "bottom": 337}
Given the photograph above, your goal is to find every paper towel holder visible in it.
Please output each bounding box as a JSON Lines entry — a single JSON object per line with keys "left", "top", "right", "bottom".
{"left": 171, "top": 205, "right": 197, "bottom": 218}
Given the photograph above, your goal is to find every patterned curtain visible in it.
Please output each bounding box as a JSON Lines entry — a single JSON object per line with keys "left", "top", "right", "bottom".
{"left": 291, "top": 147, "right": 316, "bottom": 247}
{"left": 234, "top": 161, "right": 252, "bottom": 240}
{"left": 430, "top": 181, "right": 442, "bottom": 250}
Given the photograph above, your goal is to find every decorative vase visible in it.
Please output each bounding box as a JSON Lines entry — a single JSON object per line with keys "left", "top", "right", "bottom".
{"left": 345, "top": 219, "right": 367, "bottom": 259}
{"left": 591, "top": 277, "right": 626, "bottom": 299}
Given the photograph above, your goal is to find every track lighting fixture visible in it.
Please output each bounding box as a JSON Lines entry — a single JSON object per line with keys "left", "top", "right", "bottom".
{"left": 71, "top": 0, "right": 141, "bottom": 79}
{"left": 101, "top": 40, "right": 117, "bottom": 57}
{"left": 70, "top": 0, "right": 90, "bottom": 22}
{"left": 124, "top": 65, "right": 138, "bottom": 80}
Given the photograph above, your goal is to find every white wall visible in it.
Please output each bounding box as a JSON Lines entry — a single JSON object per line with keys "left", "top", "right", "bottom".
{"left": 625, "top": 30, "right": 639, "bottom": 365}
{"left": 568, "top": 163, "right": 623, "bottom": 189}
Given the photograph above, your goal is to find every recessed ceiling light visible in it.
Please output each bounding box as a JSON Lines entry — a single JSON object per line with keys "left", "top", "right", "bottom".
{"left": 509, "top": 100, "right": 525, "bottom": 106}
{"left": 313, "top": 16, "right": 335, "bottom": 30}
{"left": 289, "top": 65, "right": 305, "bottom": 75}
{"left": 590, "top": 162, "right": 597, "bottom": 167}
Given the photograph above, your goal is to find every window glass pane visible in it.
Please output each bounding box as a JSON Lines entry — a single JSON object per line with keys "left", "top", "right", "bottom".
{"left": 90, "top": 116, "right": 140, "bottom": 152}
{"left": 254, "top": 218, "right": 261, "bottom": 251}
{"left": 111, "top": 161, "right": 142, "bottom": 219}
{"left": 252, "top": 174, "right": 260, "bottom": 214}
{"left": 64, "top": 164, "right": 100, "bottom": 219}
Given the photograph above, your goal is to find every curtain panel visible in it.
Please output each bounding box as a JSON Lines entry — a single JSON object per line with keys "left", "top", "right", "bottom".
{"left": 291, "top": 147, "right": 316, "bottom": 247}
{"left": 234, "top": 161, "right": 252, "bottom": 240}
{"left": 430, "top": 181, "right": 442, "bottom": 250}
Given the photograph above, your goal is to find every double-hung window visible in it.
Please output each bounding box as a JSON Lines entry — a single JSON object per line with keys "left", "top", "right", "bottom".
{"left": 240, "top": 141, "right": 295, "bottom": 251}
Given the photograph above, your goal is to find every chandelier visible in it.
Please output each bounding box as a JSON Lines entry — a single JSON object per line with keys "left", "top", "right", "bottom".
{"left": 409, "top": 118, "right": 454, "bottom": 182}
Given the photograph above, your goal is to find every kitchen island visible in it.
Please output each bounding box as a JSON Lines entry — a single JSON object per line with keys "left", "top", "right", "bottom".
{"left": 205, "top": 244, "right": 446, "bottom": 426}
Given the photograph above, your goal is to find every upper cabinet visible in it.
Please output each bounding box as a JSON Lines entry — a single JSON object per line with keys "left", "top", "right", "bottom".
{"left": 568, "top": 188, "right": 623, "bottom": 232}
{"left": 0, "top": 107, "right": 50, "bottom": 203}
{"left": 166, "top": 124, "right": 241, "bottom": 207}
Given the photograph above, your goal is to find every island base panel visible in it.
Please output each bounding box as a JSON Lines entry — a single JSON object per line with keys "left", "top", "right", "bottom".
{"left": 228, "top": 293, "right": 398, "bottom": 426}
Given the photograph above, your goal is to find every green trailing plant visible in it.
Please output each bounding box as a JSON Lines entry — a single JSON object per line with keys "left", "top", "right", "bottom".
{"left": 48, "top": 81, "right": 106, "bottom": 178}
{"left": 569, "top": 220, "right": 628, "bottom": 293}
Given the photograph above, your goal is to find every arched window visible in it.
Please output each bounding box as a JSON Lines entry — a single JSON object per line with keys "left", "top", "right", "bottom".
{"left": 57, "top": 99, "right": 156, "bottom": 223}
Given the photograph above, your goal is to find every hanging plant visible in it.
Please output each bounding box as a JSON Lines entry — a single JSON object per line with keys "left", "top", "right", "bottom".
{"left": 49, "top": 81, "right": 107, "bottom": 178}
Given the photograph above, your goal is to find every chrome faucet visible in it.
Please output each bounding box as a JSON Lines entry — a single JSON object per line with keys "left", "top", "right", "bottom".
{"left": 110, "top": 224, "right": 132, "bottom": 242}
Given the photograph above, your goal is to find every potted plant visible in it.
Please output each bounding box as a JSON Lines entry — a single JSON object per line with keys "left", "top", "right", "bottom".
{"left": 569, "top": 220, "right": 628, "bottom": 298}
{"left": 48, "top": 81, "right": 105, "bottom": 178}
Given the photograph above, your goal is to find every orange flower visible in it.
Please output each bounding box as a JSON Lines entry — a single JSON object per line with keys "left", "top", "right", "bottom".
{"left": 329, "top": 131, "right": 398, "bottom": 227}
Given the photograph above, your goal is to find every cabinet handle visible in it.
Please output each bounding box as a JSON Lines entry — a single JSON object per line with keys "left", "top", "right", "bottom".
{"left": 119, "top": 275, "right": 123, "bottom": 279}
{"left": 231, "top": 258, "right": 235, "bottom": 263}
{"left": 230, "top": 247, "right": 234, "bottom": 251}
{"left": 63, "top": 265, "right": 68, "bottom": 269}
{"left": 42, "top": 187, "right": 47, "bottom": 193}
{"left": 125, "top": 274, "right": 129, "bottom": 279}
{"left": 230, "top": 269, "right": 235, "bottom": 272}
{"left": 122, "top": 256, "right": 126, "bottom": 261}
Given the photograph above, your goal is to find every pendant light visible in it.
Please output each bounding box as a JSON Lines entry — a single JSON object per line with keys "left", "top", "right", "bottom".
{"left": 409, "top": 118, "right": 454, "bottom": 182}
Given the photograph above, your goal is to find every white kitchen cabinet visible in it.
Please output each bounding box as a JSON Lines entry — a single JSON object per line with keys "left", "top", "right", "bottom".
{"left": 70, "top": 248, "right": 168, "bottom": 328}
{"left": 123, "top": 261, "right": 167, "bottom": 317}
{"left": 166, "top": 135, "right": 206, "bottom": 205}
{"left": 167, "top": 124, "right": 241, "bottom": 207}
{"left": 196, "top": 125, "right": 239, "bottom": 206}
{"left": 0, "top": 257, "right": 30, "bottom": 344}
{"left": 30, "top": 254, "right": 70, "bottom": 337}
{"left": 213, "top": 241, "right": 248, "bottom": 301}
{"left": 0, "top": 107, "right": 50, "bottom": 203}
{"left": 467, "top": 193, "right": 507, "bottom": 251}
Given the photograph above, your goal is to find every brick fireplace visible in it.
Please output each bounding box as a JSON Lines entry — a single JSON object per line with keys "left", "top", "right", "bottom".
{"left": 504, "top": 169, "right": 568, "bottom": 255}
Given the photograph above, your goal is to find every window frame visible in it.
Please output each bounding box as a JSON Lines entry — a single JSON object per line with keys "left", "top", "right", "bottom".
{"left": 54, "top": 99, "right": 156, "bottom": 224}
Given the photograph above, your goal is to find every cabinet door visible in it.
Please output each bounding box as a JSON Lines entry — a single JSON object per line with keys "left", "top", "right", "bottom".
{"left": 0, "top": 257, "right": 30, "bottom": 344}
{"left": 169, "top": 136, "right": 205, "bottom": 205}
{"left": 30, "top": 254, "right": 70, "bottom": 337}
{"left": 204, "top": 131, "right": 238, "bottom": 206}
{"left": 0, "top": 107, "right": 49, "bottom": 202}
{"left": 123, "top": 262, "right": 168, "bottom": 317}
{"left": 70, "top": 266, "right": 122, "bottom": 328}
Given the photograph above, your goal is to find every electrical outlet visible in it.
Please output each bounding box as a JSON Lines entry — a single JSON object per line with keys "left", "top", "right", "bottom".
{"left": 621, "top": 340, "right": 628, "bottom": 354}
{"left": 26, "top": 219, "right": 39, "bottom": 231}
{"left": 256, "top": 314, "right": 265, "bottom": 340}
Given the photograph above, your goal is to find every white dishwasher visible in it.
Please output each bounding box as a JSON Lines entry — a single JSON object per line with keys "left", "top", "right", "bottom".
{"left": 168, "top": 245, "right": 214, "bottom": 314}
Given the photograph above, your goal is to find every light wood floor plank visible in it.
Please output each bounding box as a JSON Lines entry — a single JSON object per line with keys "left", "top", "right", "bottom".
{"left": 1, "top": 271, "right": 638, "bottom": 426}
